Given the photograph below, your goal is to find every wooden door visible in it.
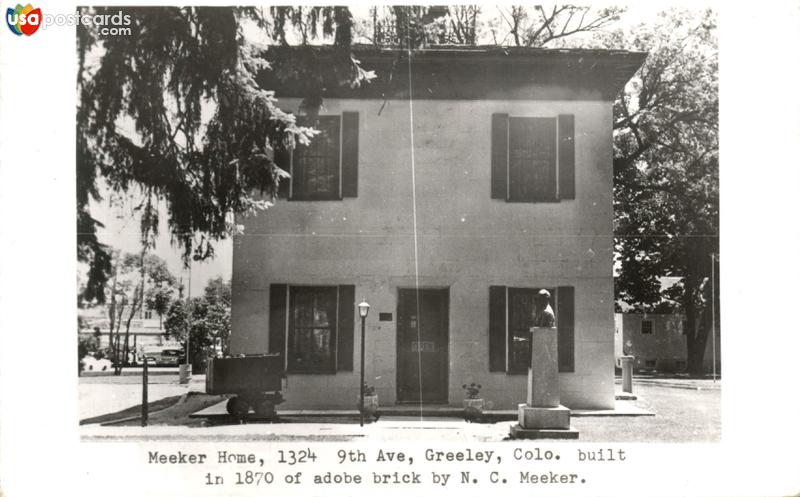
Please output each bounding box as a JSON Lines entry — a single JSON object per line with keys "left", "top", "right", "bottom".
{"left": 396, "top": 288, "right": 449, "bottom": 403}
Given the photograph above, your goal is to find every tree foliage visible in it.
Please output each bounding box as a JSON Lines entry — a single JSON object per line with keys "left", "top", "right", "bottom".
{"left": 493, "top": 6, "right": 623, "bottom": 47}
{"left": 164, "top": 278, "right": 231, "bottom": 367}
{"left": 608, "top": 9, "right": 719, "bottom": 374}
{"left": 360, "top": 5, "right": 621, "bottom": 48}
{"left": 103, "top": 250, "right": 177, "bottom": 372}
{"left": 203, "top": 276, "right": 232, "bottom": 305}
{"left": 145, "top": 284, "right": 173, "bottom": 328}
{"left": 77, "top": 6, "right": 370, "bottom": 303}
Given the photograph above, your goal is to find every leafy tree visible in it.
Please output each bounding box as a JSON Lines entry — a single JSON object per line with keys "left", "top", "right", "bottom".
{"left": 77, "top": 315, "right": 100, "bottom": 374}
{"left": 203, "top": 276, "right": 232, "bottom": 305}
{"left": 145, "top": 284, "right": 174, "bottom": 328}
{"left": 103, "top": 251, "right": 176, "bottom": 373}
{"left": 360, "top": 6, "right": 621, "bottom": 48}
{"left": 77, "top": 6, "right": 370, "bottom": 302}
{"left": 164, "top": 278, "right": 232, "bottom": 369}
{"left": 609, "top": 9, "right": 719, "bottom": 375}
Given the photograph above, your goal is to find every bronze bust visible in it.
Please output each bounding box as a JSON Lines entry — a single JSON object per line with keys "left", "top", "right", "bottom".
{"left": 532, "top": 289, "right": 556, "bottom": 328}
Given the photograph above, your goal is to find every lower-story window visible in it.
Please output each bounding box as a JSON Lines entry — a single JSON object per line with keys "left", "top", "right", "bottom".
{"left": 489, "top": 285, "right": 575, "bottom": 374}
{"left": 269, "top": 283, "right": 355, "bottom": 374}
{"left": 288, "top": 286, "right": 338, "bottom": 373}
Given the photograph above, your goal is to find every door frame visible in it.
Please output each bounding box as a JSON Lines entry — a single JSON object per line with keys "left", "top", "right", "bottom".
{"left": 395, "top": 287, "right": 450, "bottom": 404}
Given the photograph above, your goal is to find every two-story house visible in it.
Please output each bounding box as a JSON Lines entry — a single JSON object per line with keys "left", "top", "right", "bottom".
{"left": 229, "top": 46, "right": 646, "bottom": 410}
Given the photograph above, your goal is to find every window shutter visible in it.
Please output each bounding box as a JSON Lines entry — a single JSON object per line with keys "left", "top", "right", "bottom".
{"left": 558, "top": 114, "right": 575, "bottom": 199}
{"left": 275, "top": 147, "right": 291, "bottom": 199}
{"left": 341, "top": 112, "right": 359, "bottom": 198}
{"left": 556, "top": 286, "right": 575, "bottom": 372}
{"left": 336, "top": 285, "right": 355, "bottom": 371}
{"left": 489, "top": 286, "right": 507, "bottom": 371}
{"left": 491, "top": 114, "right": 509, "bottom": 199}
{"left": 268, "top": 284, "right": 287, "bottom": 356}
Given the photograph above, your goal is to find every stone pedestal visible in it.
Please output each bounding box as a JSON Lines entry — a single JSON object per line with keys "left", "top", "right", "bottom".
{"left": 179, "top": 364, "right": 192, "bottom": 384}
{"left": 518, "top": 404, "right": 570, "bottom": 429}
{"left": 510, "top": 327, "right": 579, "bottom": 440}
{"left": 526, "top": 327, "right": 560, "bottom": 407}
{"left": 620, "top": 355, "right": 634, "bottom": 393}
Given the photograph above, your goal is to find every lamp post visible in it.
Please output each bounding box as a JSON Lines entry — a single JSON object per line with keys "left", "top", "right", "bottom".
{"left": 357, "top": 299, "right": 370, "bottom": 427}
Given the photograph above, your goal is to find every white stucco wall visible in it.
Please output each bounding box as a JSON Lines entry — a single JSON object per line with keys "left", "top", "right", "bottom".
{"left": 230, "top": 96, "right": 616, "bottom": 409}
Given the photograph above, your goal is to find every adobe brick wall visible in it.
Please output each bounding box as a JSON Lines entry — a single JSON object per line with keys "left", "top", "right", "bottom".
{"left": 230, "top": 97, "right": 616, "bottom": 410}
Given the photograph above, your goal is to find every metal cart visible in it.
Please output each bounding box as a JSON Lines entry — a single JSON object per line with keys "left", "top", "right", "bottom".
{"left": 206, "top": 354, "right": 286, "bottom": 420}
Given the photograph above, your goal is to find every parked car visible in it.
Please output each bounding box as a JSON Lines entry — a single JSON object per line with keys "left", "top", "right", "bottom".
{"left": 159, "top": 349, "right": 185, "bottom": 365}
{"left": 143, "top": 348, "right": 185, "bottom": 366}
{"left": 80, "top": 356, "right": 113, "bottom": 371}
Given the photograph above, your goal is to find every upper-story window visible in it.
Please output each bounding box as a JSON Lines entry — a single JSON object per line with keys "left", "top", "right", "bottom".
{"left": 491, "top": 113, "right": 575, "bottom": 202}
{"left": 278, "top": 112, "right": 359, "bottom": 201}
{"left": 641, "top": 319, "right": 654, "bottom": 334}
{"left": 292, "top": 116, "right": 341, "bottom": 200}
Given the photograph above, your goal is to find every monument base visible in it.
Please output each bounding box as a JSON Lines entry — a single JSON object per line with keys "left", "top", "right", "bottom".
{"left": 510, "top": 404, "right": 579, "bottom": 440}
{"left": 518, "top": 404, "right": 570, "bottom": 429}
{"left": 509, "top": 424, "right": 580, "bottom": 440}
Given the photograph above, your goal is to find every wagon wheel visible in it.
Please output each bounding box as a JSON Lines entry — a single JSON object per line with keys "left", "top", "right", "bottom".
{"left": 226, "top": 396, "right": 250, "bottom": 419}
{"left": 253, "top": 399, "right": 276, "bottom": 419}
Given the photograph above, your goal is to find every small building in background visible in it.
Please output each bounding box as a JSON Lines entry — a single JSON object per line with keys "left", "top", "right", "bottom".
{"left": 614, "top": 312, "right": 720, "bottom": 374}
{"left": 78, "top": 305, "right": 168, "bottom": 351}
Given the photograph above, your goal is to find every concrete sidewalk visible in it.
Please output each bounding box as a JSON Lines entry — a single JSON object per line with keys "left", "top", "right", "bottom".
{"left": 615, "top": 377, "right": 722, "bottom": 390}
{"left": 78, "top": 384, "right": 718, "bottom": 443}
{"left": 191, "top": 399, "right": 653, "bottom": 421}
{"left": 80, "top": 418, "right": 531, "bottom": 442}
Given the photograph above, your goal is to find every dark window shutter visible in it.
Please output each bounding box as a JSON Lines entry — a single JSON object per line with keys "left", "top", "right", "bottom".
{"left": 336, "top": 285, "right": 355, "bottom": 371}
{"left": 268, "top": 284, "right": 287, "bottom": 356}
{"left": 556, "top": 286, "right": 575, "bottom": 372}
{"left": 558, "top": 114, "right": 575, "bottom": 199}
{"left": 341, "top": 112, "right": 359, "bottom": 198}
{"left": 275, "top": 147, "right": 291, "bottom": 199}
{"left": 489, "top": 286, "right": 507, "bottom": 371}
{"left": 491, "top": 114, "right": 509, "bottom": 199}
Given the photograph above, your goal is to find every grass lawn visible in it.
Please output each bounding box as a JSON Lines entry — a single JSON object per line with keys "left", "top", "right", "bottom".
{"left": 81, "top": 392, "right": 228, "bottom": 426}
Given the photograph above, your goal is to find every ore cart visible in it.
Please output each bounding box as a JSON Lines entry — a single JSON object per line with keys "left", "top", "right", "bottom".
{"left": 206, "top": 354, "right": 286, "bottom": 419}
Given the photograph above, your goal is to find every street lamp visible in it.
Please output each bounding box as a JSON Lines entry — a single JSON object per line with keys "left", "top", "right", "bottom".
{"left": 357, "top": 299, "right": 370, "bottom": 427}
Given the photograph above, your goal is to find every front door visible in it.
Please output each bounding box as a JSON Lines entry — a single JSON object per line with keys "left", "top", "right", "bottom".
{"left": 396, "top": 288, "right": 449, "bottom": 404}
